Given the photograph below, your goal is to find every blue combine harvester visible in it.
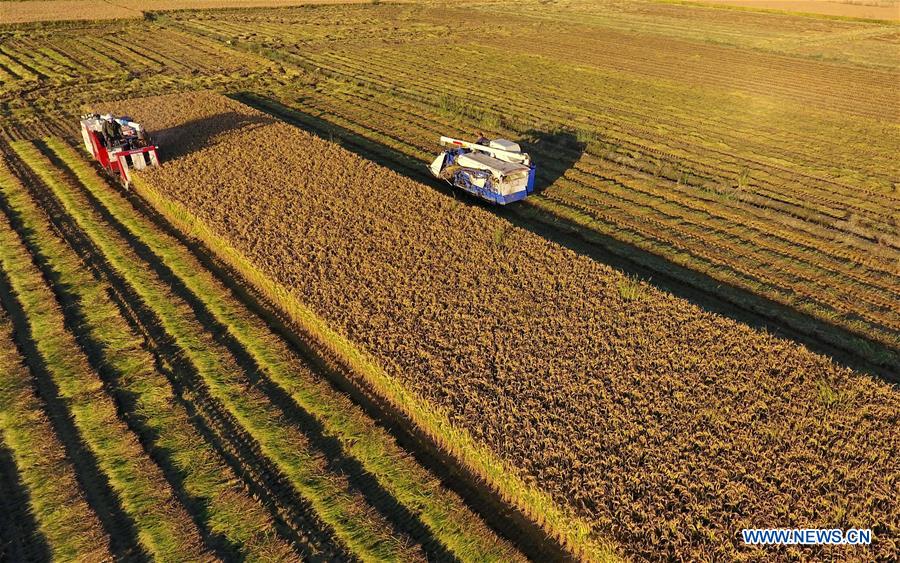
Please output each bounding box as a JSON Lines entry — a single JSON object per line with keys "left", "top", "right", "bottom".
{"left": 429, "top": 136, "right": 536, "bottom": 204}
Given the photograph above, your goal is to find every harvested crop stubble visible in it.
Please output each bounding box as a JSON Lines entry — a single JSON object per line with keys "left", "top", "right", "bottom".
{"left": 0, "top": 0, "right": 379, "bottom": 25}
{"left": 108, "top": 92, "right": 900, "bottom": 561}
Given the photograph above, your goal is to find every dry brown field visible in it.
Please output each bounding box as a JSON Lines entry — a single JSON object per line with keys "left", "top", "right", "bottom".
{"left": 105, "top": 90, "right": 900, "bottom": 561}
{"left": 698, "top": 0, "right": 900, "bottom": 21}
{"left": 1, "top": 1, "right": 898, "bottom": 561}
{"left": 0, "top": 0, "right": 377, "bottom": 24}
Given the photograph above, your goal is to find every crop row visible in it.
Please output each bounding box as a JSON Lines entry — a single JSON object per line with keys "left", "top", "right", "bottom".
{"left": 248, "top": 80, "right": 899, "bottom": 358}
{"left": 0, "top": 130, "right": 524, "bottom": 561}
{"left": 1, "top": 143, "right": 301, "bottom": 560}
{"left": 110, "top": 91, "right": 900, "bottom": 561}
{"left": 179, "top": 7, "right": 898, "bottom": 196}
{"left": 304, "top": 44, "right": 897, "bottom": 217}
{"left": 0, "top": 205, "right": 111, "bottom": 561}
{"left": 0, "top": 147, "right": 210, "bottom": 561}
{"left": 46, "top": 135, "right": 523, "bottom": 563}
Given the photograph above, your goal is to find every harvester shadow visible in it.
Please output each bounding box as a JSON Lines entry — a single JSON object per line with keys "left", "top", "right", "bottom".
{"left": 153, "top": 111, "right": 276, "bottom": 162}
{"left": 38, "top": 142, "right": 460, "bottom": 562}
{"left": 517, "top": 129, "right": 586, "bottom": 192}
{"left": 232, "top": 92, "right": 898, "bottom": 383}
{"left": 0, "top": 436, "right": 51, "bottom": 562}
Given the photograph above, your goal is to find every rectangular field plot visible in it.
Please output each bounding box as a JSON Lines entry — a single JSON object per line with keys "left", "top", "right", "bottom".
{"left": 104, "top": 91, "right": 900, "bottom": 562}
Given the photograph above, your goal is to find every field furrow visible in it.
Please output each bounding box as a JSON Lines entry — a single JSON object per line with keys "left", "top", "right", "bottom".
{"left": 1, "top": 143, "right": 211, "bottom": 563}
{"left": 0, "top": 149, "right": 302, "bottom": 562}
{"left": 0, "top": 294, "right": 110, "bottom": 562}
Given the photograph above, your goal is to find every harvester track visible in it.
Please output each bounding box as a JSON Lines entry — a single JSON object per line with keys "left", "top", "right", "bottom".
{"left": 1, "top": 139, "right": 349, "bottom": 561}
{"left": 33, "top": 140, "right": 457, "bottom": 562}
{"left": 0, "top": 208, "right": 150, "bottom": 563}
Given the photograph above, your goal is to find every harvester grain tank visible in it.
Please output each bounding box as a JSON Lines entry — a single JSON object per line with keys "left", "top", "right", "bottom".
{"left": 80, "top": 114, "right": 159, "bottom": 188}
{"left": 430, "top": 136, "right": 536, "bottom": 204}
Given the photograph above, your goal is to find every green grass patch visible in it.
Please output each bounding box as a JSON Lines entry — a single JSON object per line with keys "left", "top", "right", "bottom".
{"left": 40, "top": 138, "right": 422, "bottom": 562}
{"left": 0, "top": 157, "right": 295, "bottom": 561}
{"left": 2, "top": 143, "right": 209, "bottom": 563}
{"left": 617, "top": 274, "right": 646, "bottom": 302}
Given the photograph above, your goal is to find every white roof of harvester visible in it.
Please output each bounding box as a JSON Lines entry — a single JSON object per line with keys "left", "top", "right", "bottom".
{"left": 457, "top": 152, "right": 530, "bottom": 176}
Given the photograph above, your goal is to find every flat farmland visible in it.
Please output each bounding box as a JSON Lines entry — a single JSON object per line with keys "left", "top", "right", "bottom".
{"left": 0, "top": 0, "right": 378, "bottom": 25}
{"left": 218, "top": 0, "right": 896, "bottom": 371}
{"left": 697, "top": 0, "right": 900, "bottom": 21}
{"left": 0, "top": 0, "right": 898, "bottom": 561}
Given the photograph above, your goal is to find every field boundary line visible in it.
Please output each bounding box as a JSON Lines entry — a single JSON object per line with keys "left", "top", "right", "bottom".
{"left": 123, "top": 165, "right": 622, "bottom": 562}
{"left": 1, "top": 151, "right": 301, "bottom": 562}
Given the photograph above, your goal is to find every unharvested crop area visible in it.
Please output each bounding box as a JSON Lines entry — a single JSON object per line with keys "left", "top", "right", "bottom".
{"left": 1, "top": 1, "right": 898, "bottom": 561}
{"left": 106, "top": 90, "right": 900, "bottom": 561}
{"left": 0, "top": 132, "right": 522, "bottom": 561}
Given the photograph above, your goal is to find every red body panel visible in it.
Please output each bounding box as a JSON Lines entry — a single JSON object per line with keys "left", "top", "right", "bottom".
{"left": 85, "top": 128, "right": 158, "bottom": 187}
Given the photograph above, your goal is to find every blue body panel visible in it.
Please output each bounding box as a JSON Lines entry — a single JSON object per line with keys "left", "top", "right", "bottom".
{"left": 440, "top": 147, "right": 535, "bottom": 205}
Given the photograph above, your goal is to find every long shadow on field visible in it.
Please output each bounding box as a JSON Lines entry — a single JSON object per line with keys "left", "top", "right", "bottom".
{"left": 0, "top": 153, "right": 247, "bottom": 561}
{"left": 232, "top": 92, "right": 899, "bottom": 383}
{"left": 517, "top": 129, "right": 586, "bottom": 192}
{"left": 0, "top": 434, "right": 51, "bottom": 562}
{"left": 0, "top": 245, "right": 150, "bottom": 563}
{"left": 153, "top": 111, "right": 276, "bottom": 162}
{"left": 37, "top": 140, "right": 460, "bottom": 562}
{"left": 32, "top": 140, "right": 346, "bottom": 561}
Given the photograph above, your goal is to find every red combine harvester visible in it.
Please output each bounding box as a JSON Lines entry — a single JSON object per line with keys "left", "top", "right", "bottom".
{"left": 80, "top": 114, "right": 159, "bottom": 188}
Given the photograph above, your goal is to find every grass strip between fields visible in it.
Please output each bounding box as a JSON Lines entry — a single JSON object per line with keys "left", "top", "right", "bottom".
{"left": 0, "top": 228, "right": 111, "bottom": 562}
{"left": 48, "top": 136, "right": 623, "bottom": 560}
{"left": 0, "top": 156, "right": 297, "bottom": 561}
{"left": 1, "top": 144, "right": 211, "bottom": 563}
{"left": 36, "top": 137, "right": 424, "bottom": 563}
{"left": 44, "top": 137, "right": 527, "bottom": 563}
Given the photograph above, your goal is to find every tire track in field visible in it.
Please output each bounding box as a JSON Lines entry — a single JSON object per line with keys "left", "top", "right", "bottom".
{"left": 0, "top": 165, "right": 150, "bottom": 562}
{"left": 38, "top": 139, "right": 464, "bottom": 563}
{"left": 8, "top": 140, "right": 348, "bottom": 561}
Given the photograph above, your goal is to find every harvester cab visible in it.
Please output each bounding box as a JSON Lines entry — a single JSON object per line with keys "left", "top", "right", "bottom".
{"left": 429, "top": 136, "right": 536, "bottom": 204}
{"left": 80, "top": 113, "right": 159, "bottom": 189}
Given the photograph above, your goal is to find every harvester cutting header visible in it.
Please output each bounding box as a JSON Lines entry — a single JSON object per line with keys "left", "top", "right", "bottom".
{"left": 430, "top": 136, "right": 536, "bottom": 204}
{"left": 80, "top": 113, "right": 159, "bottom": 188}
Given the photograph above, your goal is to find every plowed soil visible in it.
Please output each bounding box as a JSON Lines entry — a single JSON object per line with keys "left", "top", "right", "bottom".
{"left": 108, "top": 91, "right": 900, "bottom": 561}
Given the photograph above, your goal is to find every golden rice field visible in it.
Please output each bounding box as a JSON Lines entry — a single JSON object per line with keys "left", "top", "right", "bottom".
{"left": 0, "top": 1, "right": 897, "bottom": 561}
